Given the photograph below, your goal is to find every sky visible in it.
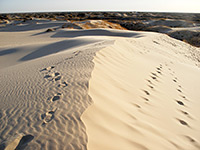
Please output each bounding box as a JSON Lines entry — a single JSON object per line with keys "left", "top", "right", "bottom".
{"left": 0, "top": 0, "right": 199, "bottom": 13}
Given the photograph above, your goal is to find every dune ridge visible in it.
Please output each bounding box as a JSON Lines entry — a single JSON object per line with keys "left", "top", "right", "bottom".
{"left": 82, "top": 33, "right": 200, "bottom": 150}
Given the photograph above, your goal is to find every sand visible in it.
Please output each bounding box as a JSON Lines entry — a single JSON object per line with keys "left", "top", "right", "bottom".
{"left": 82, "top": 33, "right": 200, "bottom": 150}
{"left": 0, "top": 19, "right": 200, "bottom": 150}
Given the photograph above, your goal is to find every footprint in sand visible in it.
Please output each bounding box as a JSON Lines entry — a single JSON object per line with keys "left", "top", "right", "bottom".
{"left": 41, "top": 109, "right": 57, "bottom": 125}
{"left": 55, "top": 75, "right": 61, "bottom": 81}
{"left": 65, "top": 56, "right": 73, "bottom": 60}
{"left": 40, "top": 66, "right": 55, "bottom": 72}
{"left": 147, "top": 79, "right": 153, "bottom": 85}
{"left": 44, "top": 72, "right": 62, "bottom": 81}
{"left": 180, "top": 95, "right": 188, "bottom": 100}
{"left": 143, "top": 90, "right": 150, "bottom": 96}
{"left": 184, "top": 136, "right": 200, "bottom": 149}
{"left": 179, "top": 110, "right": 193, "bottom": 119}
{"left": 157, "top": 70, "right": 162, "bottom": 74}
{"left": 44, "top": 74, "right": 52, "bottom": 79}
{"left": 73, "top": 51, "right": 81, "bottom": 56}
{"left": 132, "top": 103, "right": 141, "bottom": 108}
{"left": 53, "top": 72, "right": 62, "bottom": 81}
{"left": 142, "top": 97, "right": 149, "bottom": 101}
{"left": 177, "top": 119, "right": 189, "bottom": 127}
{"left": 151, "top": 76, "right": 157, "bottom": 80}
{"left": 176, "top": 100, "right": 185, "bottom": 106}
{"left": 151, "top": 72, "right": 158, "bottom": 77}
{"left": 153, "top": 41, "right": 160, "bottom": 45}
{"left": 157, "top": 67, "right": 161, "bottom": 71}
{"left": 148, "top": 85, "right": 154, "bottom": 89}
{"left": 177, "top": 89, "right": 182, "bottom": 93}
{"left": 58, "top": 81, "right": 68, "bottom": 87}
{"left": 180, "top": 110, "right": 188, "bottom": 115}
{"left": 48, "top": 93, "right": 62, "bottom": 102}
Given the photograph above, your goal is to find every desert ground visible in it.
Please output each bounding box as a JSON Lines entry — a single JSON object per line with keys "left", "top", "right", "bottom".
{"left": 0, "top": 12, "right": 200, "bottom": 150}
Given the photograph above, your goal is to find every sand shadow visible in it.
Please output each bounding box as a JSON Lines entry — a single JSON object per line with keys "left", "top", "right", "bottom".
{"left": 15, "top": 135, "right": 34, "bottom": 150}
{"left": 0, "top": 22, "right": 65, "bottom": 32}
{"left": 20, "top": 39, "right": 100, "bottom": 61}
{"left": 0, "top": 48, "right": 19, "bottom": 56}
{"left": 0, "top": 134, "right": 34, "bottom": 150}
{"left": 51, "top": 28, "right": 142, "bottom": 38}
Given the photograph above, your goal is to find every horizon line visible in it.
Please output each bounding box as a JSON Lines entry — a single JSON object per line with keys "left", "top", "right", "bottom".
{"left": 1, "top": 10, "right": 200, "bottom": 15}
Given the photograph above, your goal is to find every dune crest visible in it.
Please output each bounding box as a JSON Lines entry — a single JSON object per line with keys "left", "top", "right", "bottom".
{"left": 82, "top": 33, "right": 200, "bottom": 150}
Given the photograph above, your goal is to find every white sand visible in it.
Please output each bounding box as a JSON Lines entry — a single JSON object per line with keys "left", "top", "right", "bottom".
{"left": 0, "top": 20, "right": 200, "bottom": 150}
{"left": 82, "top": 33, "right": 200, "bottom": 150}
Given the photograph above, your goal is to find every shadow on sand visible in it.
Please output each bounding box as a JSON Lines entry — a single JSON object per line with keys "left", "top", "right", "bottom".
{"left": 0, "top": 22, "right": 64, "bottom": 32}
{"left": 0, "top": 48, "right": 19, "bottom": 56}
{"left": 20, "top": 39, "right": 100, "bottom": 61}
{"left": 0, "top": 29, "right": 143, "bottom": 62}
{"left": 51, "top": 28, "right": 142, "bottom": 38}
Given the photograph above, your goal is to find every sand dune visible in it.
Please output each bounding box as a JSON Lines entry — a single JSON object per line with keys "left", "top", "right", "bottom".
{"left": 0, "top": 22, "right": 114, "bottom": 149}
{"left": 0, "top": 20, "right": 200, "bottom": 150}
{"left": 82, "top": 33, "right": 200, "bottom": 150}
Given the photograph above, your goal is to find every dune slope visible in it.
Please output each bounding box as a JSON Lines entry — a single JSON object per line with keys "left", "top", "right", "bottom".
{"left": 82, "top": 32, "right": 200, "bottom": 150}
{"left": 0, "top": 23, "right": 117, "bottom": 150}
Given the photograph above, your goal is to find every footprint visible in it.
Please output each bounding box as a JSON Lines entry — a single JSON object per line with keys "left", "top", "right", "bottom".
{"left": 65, "top": 56, "right": 73, "bottom": 60}
{"left": 40, "top": 66, "right": 55, "bottom": 72}
{"left": 177, "top": 89, "right": 182, "bottom": 93}
{"left": 147, "top": 79, "right": 153, "bottom": 85}
{"left": 157, "top": 67, "right": 161, "bottom": 71}
{"left": 180, "top": 110, "right": 188, "bottom": 115}
{"left": 177, "top": 119, "right": 189, "bottom": 127}
{"left": 173, "top": 79, "right": 177, "bottom": 83}
{"left": 151, "top": 76, "right": 157, "bottom": 80}
{"left": 44, "top": 74, "right": 52, "bottom": 79}
{"left": 148, "top": 85, "right": 154, "bottom": 89}
{"left": 184, "top": 136, "right": 200, "bottom": 149}
{"left": 55, "top": 76, "right": 61, "bottom": 81}
{"left": 143, "top": 90, "right": 150, "bottom": 96}
{"left": 44, "top": 72, "right": 61, "bottom": 81}
{"left": 142, "top": 97, "right": 149, "bottom": 101}
{"left": 44, "top": 72, "right": 58, "bottom": 79}
{"left": 179, "top": 110, "right": 193, "bottom": 119}
{"left": 153, "top": 41, "right": 159, "bottom": 45}
{"left": 132, "top": 103, "right": 141, "bottom": 108}
{"left": 180, "top": 95, "right": 187, "bottom": 100}
{"left": 157, "top": 70, "right": 162, "bottom": 74}
{"left": 176, "top": 100, "right": 185, "bottom": 106}
{"left": 41, "top": 109, "right": 57, "bottom": 125}
{"left": 55, "top": 72, "right": 60, "bottom": 76}
{"left": 73, "top": 51, "right": 81, "bottom": 56}
{"left": 58, "top": 81, "right": 68, "bottom": 87}
{"left": 151, "top": 73, "right": 158, "bottom": 77}
{"left": 49, "top": 93, "right": 62, "bottom": 102}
